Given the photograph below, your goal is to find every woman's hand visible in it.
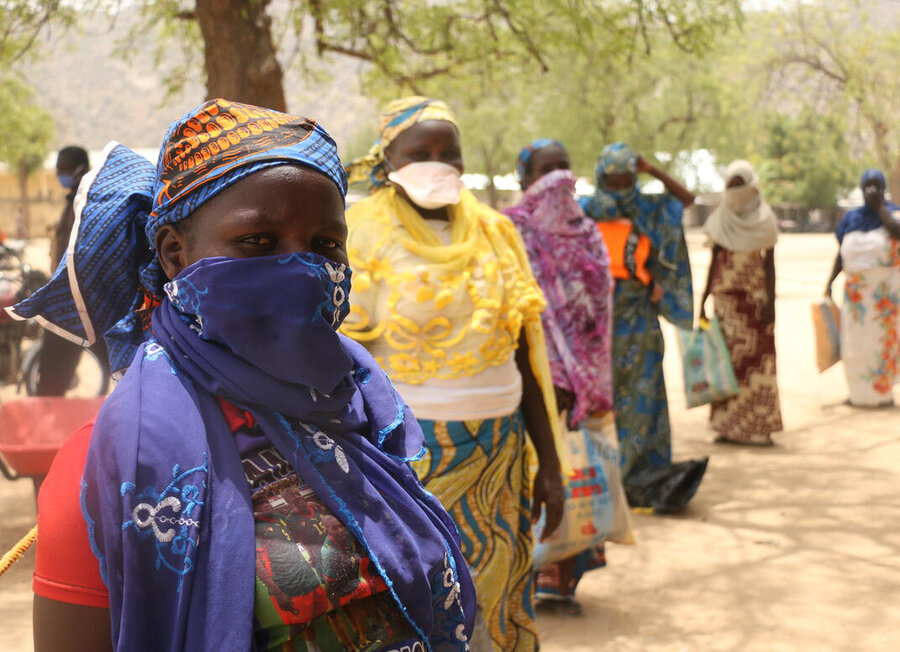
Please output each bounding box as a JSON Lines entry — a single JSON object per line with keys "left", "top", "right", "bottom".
{"left": 515, "top": 332, "right": 567, "bottom": 541}
{"left": 825, "top": 253, "right": 842, "bottom": 301}
{"left": 532, "top": 462, "right": 566, "bottom": 542}
{"left": 635, "top": 155, "right": 652, "bottom": 175}
{"left": 650, "top": 282, "right": 664, "bottom": 304}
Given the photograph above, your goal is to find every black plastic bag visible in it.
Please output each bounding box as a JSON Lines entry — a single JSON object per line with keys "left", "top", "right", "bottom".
{"left": 624, "top": 457, "right": 709, "bottom": 514}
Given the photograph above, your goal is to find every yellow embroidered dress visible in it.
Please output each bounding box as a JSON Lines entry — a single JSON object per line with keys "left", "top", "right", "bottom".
{"left": 342, "top": 186, "right": 562, "bottom": 652}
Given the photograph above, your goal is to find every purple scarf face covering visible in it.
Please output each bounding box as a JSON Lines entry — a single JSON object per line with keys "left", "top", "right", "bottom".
{"left": 81, "top": 252, "right": 475, "bottom": 652}
{"left": 505, "top": 170, "right": 614, "bottom": 425}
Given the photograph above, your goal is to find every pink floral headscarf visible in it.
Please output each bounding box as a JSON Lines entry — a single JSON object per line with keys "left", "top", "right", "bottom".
{"left": 505, "top": 169, "right": 614, "bottom": 425}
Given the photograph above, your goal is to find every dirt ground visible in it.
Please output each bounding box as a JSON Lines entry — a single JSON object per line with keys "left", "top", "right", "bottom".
{"left": 2, "top": 233, "right": 899, "bottom": 651}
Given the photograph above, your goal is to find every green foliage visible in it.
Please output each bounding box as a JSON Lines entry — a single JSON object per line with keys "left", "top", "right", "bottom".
{"left": 340, "top": 116, "right": 378, "bottom": 166}
{"left": 0, "top": 74, "right": 54, "bottom": 173}
{"left": 758, "top": 111, "right": 854, "bottom": 208}
{"left": 83, "top": 0, "right": 744, "bottom": 178}
{"left": 11, "top": 0, "right": 889, "bottom": 215}
{"left": 0, "top": 0, "right": 75, "bottom": 67}
{"left": 771, "top": 0, "right": 900, "bottom": 192}
{"left": 362, "top": 0, "right": 745, "bottom": 185}
{"left": 0, "top": 1, "right": 62, "bottom": 176}
{"left": 110, "top": 0, "right": 203, "bottom": 100}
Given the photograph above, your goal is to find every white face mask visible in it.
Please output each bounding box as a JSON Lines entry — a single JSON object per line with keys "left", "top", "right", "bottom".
{"left": 724, "top": 184, "right": 760, "bottom": 217}
{"left": 387, "top": 161, "right": 464, "bottom": 210}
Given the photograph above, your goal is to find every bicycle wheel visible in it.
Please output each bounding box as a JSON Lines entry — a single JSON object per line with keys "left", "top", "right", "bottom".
{"left": 23, "top": 340, "right": 110, "bottom": 398}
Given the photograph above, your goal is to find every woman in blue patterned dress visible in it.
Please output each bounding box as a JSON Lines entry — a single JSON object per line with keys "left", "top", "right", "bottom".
{"left": 579, "top": 143, "right": 695, "bottom": 482}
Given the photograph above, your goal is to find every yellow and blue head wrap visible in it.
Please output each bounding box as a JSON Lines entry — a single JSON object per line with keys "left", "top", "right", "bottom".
{"left": 346, "top": 96, "right": 457, "bottom": 188}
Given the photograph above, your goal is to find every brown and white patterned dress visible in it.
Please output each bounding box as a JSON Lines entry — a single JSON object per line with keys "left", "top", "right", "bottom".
{"left": 710, "top": 249, "right": 783, "bottom": 444}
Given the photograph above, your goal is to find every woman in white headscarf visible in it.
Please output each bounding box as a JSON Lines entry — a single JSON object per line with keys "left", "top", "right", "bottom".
{"left": 699, "top": 160, "right": 783, "bottom": 445}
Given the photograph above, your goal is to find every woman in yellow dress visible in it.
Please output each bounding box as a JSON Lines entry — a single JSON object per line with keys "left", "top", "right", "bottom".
{"left": 342, "top": 96, "right": 566, "bottom": 652}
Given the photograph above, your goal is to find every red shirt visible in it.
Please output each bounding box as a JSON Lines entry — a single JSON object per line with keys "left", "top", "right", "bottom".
{"left": 32, "top": 399, "right": 257, "bottom": 608}
{"left": 33, "top": 422, "right": 107, "bottom": 607}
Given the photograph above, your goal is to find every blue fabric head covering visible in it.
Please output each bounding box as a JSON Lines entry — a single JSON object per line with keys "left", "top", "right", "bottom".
{"left": 595, "top": 142, "right": 638, "bottom": 178}
{"left": 10, "top": 98, "right": 347, "bottom": 373}
{"left": 590, "top": 142, "right": 640, "bottom": 218}
{"left": 835, "top": 168, "right": 896, "bottom": 243}
{"left": 860, "top": 168, "right": 886, "bottom": 191}
{"left": 579, "top": 142, "right": 695, "bottom": 329}
{"left": 515, "top": 138, "right": 564, "bottom": 187}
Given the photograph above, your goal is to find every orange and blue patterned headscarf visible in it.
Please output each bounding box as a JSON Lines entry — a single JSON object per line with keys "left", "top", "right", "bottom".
{"left": 10, "top": 98, "right": 347, "bottom": 373}
{"left": 346, "top": 95, "right": 457, "bottom": 188}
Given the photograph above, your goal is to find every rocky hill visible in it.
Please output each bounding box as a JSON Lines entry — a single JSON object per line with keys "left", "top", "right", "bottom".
{"left": 23, "top": 7, "right": 376, "bottom": 154}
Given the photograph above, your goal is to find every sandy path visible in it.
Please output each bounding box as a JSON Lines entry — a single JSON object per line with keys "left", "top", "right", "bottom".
{"left": 538, "top": 233, "right": 900, "bottom": 652}
{"left": 2, "top": 233, "right": 899, "bottom": 651}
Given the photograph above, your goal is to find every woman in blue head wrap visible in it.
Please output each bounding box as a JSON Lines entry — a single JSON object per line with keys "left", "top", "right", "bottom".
{"left": 825, "top": 168, "right": 900, "bottom": 407}
{"left": 579, "top": 143, "right": 698, "bottom": 489}
{"left": 19, "top": 99, "right": 475, "bottom": 652}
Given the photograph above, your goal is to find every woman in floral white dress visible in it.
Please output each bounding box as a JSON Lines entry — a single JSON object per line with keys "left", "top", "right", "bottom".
{"left": 826, "top": 169, "right": 900, "bottom": 407}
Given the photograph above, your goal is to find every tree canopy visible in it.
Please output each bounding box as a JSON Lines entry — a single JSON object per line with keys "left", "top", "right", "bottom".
{"left": 0, "top": 1, "right": 59, "bottom": 233}
{"left": 8, "top": 0, "right": 900, "bottom": 212}
{"left": 0, "top": 74, "right": 53, "bottom": 173}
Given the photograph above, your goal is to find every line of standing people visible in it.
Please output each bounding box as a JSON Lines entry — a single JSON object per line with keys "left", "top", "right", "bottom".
{"left": 340, "top": 98, "right": 720, "bottom": 646}
{"left": 24, "top": 91, "right": 890, "bottom": 652}
{"left": 340, "top": 99, "right": 898, "bottom": 650}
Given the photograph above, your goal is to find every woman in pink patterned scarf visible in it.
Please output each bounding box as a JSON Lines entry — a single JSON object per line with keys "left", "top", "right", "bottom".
{"left": 504, "top": 139, "right": 614, "bottom": 613}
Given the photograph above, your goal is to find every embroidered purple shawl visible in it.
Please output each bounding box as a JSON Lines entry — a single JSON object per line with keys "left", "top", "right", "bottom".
{"left": 80, "top": 255, "right": 474, "bottom": 652}
{"left": 505, "top": 169, "right": 614, "bottom": 425}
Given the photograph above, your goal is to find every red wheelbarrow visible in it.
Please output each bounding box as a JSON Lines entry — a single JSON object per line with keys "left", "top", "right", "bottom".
{"left": 0, "top": 397, "right": 105, "bottom": 493}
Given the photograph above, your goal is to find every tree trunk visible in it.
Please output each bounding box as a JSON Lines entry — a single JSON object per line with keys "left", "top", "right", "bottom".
{"left": 481, "top": 146, "right": 500, "bottom": 209}
{"left": 17, "top": 159, "right": 30, "bottom": 239}
{"left": 194, "top": 0, "right": 287, "bottom": 112}
{"left": 890, "top": 154, "right": 900, "bottom": 205}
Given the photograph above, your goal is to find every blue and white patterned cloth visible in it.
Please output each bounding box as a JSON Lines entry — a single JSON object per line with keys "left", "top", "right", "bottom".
{"left": 10, "top": 99, "right": 347, "bottom": 373}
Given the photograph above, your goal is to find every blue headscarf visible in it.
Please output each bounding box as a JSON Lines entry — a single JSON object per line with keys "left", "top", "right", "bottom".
{"left": 835, "top": 168, "right": 896, "bottom": 244}
{"left": 579, "top": 142, "right": 694, "bottom": 329}
{"left": 14, "top": 99, "right": 475, "bottom": 652}
{"left": 515, "top": 138, "right": 564, "bottom": 187}
{"left": 583, "top": 142, "right": 641, "bottom": 219}
{"left": 861, "top": 168, "right": 886, "bottom": 190}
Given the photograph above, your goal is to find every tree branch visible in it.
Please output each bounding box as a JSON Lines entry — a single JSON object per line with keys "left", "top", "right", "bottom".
{"left": 490, "top": 0, "right": 549, "bottom": 73}
{"left": 379, "top": 0, "right": 450, "bottom": 56}
{"left": 317, "top": 39, "right": 374, "bottom": 62}
{"left": 4, "top": 1, "right": 60, "bottom": 65}
{"left": 658, "top": 5, "right": 699, "bottom": 54}
{"left": 780, "top": 54, "right": 848, "bottom": 85}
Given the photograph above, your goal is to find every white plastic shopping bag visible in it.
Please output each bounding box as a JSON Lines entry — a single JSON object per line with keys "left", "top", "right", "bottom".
{"left": 532, "top": 411, "right": 633, "bottom": 569}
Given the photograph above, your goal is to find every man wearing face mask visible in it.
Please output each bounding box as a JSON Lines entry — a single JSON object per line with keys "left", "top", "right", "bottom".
{"left": 33, "top": 146, "right": 91, "bottom": 396}
{"left": 343, "top": 97, "right": 567, "bottom": 652}
{"left": 52, "top": 146, "right": 89, "bottom": 268}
